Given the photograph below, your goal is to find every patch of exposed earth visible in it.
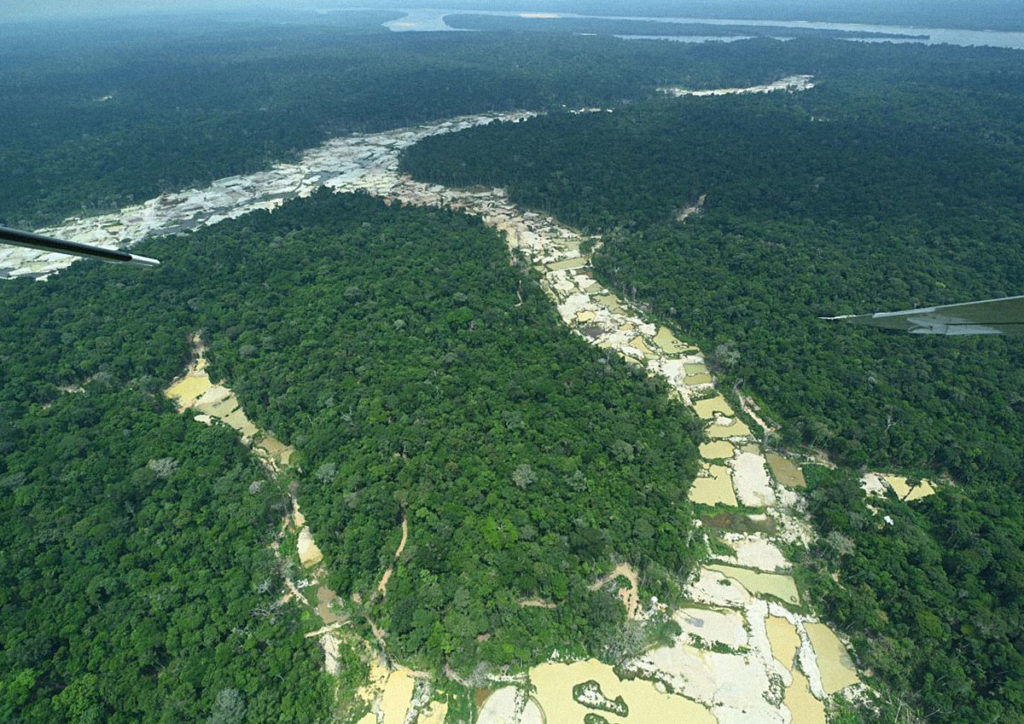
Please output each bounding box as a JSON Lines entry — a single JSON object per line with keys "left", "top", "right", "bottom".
{"left": 658, "top": 74, "right": 815, "bottom": 97}
{"left": 35, "top": 92, "right": 864, "bottom": 721}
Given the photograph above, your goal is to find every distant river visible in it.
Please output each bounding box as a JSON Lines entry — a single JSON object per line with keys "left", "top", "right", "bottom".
{"left": 380, "top": 8, "right": 1024, "bottom": 50}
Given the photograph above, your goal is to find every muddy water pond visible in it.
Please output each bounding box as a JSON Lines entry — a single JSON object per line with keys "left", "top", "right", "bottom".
{"left": 546, "top": 256, "right": 590, "bottom": 271}
{"left": 766, "top": 452, "right": 806, "bottom": 489}
{"left": 698, "top": 440, "right": 734, "bottom": 460}
{"left": 785, "top": 669, "right": 826, "bottom": 724}
{"left": 765, "top": 616, "right": 801, "bottom": 671}
{"left": 707, "top": 564, "right": 800, "bottom": 606}
{"left": 653, "top": 326, "right": 690, "bottom": 355}
{"left": 694, "top": 395, "right": 734, "bottom": 420}
{"left": 700, "top": 511, "right": 778, "bottom": 535}
{"left": 688, "top": 464, "right": 737, "bottom": 506}
{"left": 530, "top": 659, "right": 715, "bottom": 724}
{"left": 707, "top": 417, "right": 752, "bottom": 439}
{"left": 805, "top": 623, "right": 859, "bottom": 694}
{"left": 884, "top": 474, "right": 936, "bottom": 501}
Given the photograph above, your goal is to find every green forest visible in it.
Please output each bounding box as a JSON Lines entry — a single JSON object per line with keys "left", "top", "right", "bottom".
{"left": 401, "top": 39, "right": 1024, "bottom": 721}
{"left": 0, "top": 388, "right": 335, "bottom": 720}
{"left": 1, "top": 190, "right": 704, "bottom": 717}
{"left": 0, "top": 17, "right": 803, "bottom": 230}
{"left": 5, "top": 16, "right": 1024, "bottom": 721}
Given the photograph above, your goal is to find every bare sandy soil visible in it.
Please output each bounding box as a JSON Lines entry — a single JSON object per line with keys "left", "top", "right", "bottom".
{"left": 376, "top": 515, "right": 408, "bottom": 598}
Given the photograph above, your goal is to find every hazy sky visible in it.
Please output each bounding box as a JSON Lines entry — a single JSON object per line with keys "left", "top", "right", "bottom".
{"left": 3, "top": 0, "right": 1022, "bottom": 30}
{"left": 0, "top": 0, "right": 304, "bottom": 20}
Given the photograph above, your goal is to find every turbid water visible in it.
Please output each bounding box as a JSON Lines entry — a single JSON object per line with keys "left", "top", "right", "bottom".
{"left": 766, "top": 616, "right": 801, "bottom": 671}
{"left": 707, "top": 564, "right": 800, "bottom": 605}
{"left": 805, "top": 623, "right": 860, "bottom": 694}
{"left": 694, "top": 394, "right": 734, "bottom": 420}
{"left": 530, "top": 659, "right": 715, "bottom": 724}
{"left": 766, "top": 452, "right": 806, "bottom": 489}
{"left": 689, "top": 464, "right": 738, "bottom": 506}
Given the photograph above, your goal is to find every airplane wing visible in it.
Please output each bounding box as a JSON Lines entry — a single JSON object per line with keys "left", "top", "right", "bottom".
{"left": 0, "top": 225, "right": 160, "bottom": 268}
{"left": 822, "top": 294, "right": 1024, "bottom": 335}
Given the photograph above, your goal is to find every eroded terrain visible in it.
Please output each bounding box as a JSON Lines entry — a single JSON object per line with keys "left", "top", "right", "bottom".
{"left": 18, "top": 85, "right": 865, "bottom": 721}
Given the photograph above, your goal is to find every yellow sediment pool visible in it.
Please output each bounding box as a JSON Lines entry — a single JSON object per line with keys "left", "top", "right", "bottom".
{"left": 165, "top": 374, "right": 212, "bottom": 408}
{"left": 630, "top": 336, "right": 655, "bottom": 359}
{"left": 166, "top": 347, "right": 294, "bottom": 469}
{"left": 883, "top": 474, "right": 936, "bottom": 501}
{"left": 805, "top": 623, "right": 859, "bottom": 694}
{"left": 417, "top": 699, "right": 448, "bottom": 724}
{"left": 766, "top": 616, "right": 801, "bottom": 671}
{"left": 694, "top": 395, "right": 734, "bottom": 420}
{"left": 257, "top": 436, "right": 294, "bottom": 466}
{"left": 530, "top": 659, "right": 715, "bottom": 724}
{"left": 707, "top": 564, "right": 800, "bottom": 606}
{"left": 699, "top": 440, "right": 734, "bottom": 460}
{"left": 653, "top": 326, "right": 689, "bottom": 355}
{"left": 596, "top": 293, "right": 624, "bottom": 313}
{"left": 689, "top": 465, "right": 737, "bottom": 506}
{"left": 358, "top": 661, "right": 418, "bottom": 723}
{"left": 766, "top": 453, "right": 806, "bottom": 489}
{"left": 547, "top": 256, "right": 589, "bottom": 271}
{"left": 785, "top": 669, "right": 826, "bottom": 724}
{"left": 316, "top": 586, "right": 341, "bottom": 624}
{"left": 707, "top": 417, "right": 752, "bottom": 439}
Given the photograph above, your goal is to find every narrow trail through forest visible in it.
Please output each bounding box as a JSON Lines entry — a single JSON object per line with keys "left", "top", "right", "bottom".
{"left": 376, "top": 515, "right": 408, "bottom": 598}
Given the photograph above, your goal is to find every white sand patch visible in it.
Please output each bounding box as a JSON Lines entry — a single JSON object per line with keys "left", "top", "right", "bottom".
{"left": 476, "top": 686, "right": 543, "bottom": 724}
{"left": 676, "top": 607, "right": 747, "bottom": 648}
{"left": 320, "top": 633, "right": 340, "bottom": 675}
{"left": 631, "top": 644, "right": 782, "bottom": 723}
{"left": 860, "top": 472, "right": 888, "bottom": 498}
{"left": 685, "top": 567, "right": 754, "bottom": 608}
{"left": 730, "top": 451, "right": 777, "bottom": 507}
{"left": 659, "top": 75, "right": 815, "bottom": 97}
{"left": 717, "top": 534, "right": 790, "bottom": 572}
{"left": 298, "top": 527, "right": 324, "bottom": 567}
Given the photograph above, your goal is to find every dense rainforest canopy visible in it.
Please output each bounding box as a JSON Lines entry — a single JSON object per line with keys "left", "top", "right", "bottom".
{"left": 1, "top": 16, "right": 806, "bottom": 230}
{"left": 0, "top": 190, "right": 704, "bottom": 717}
{"left": 0, "top": 387, "right": 335, "bottom": 720}
{"left": 401, "top": 39, "right": 1024, "bottom": 721}
{"left": 5, "top": 17, "right": 1024, "bottom": 720}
